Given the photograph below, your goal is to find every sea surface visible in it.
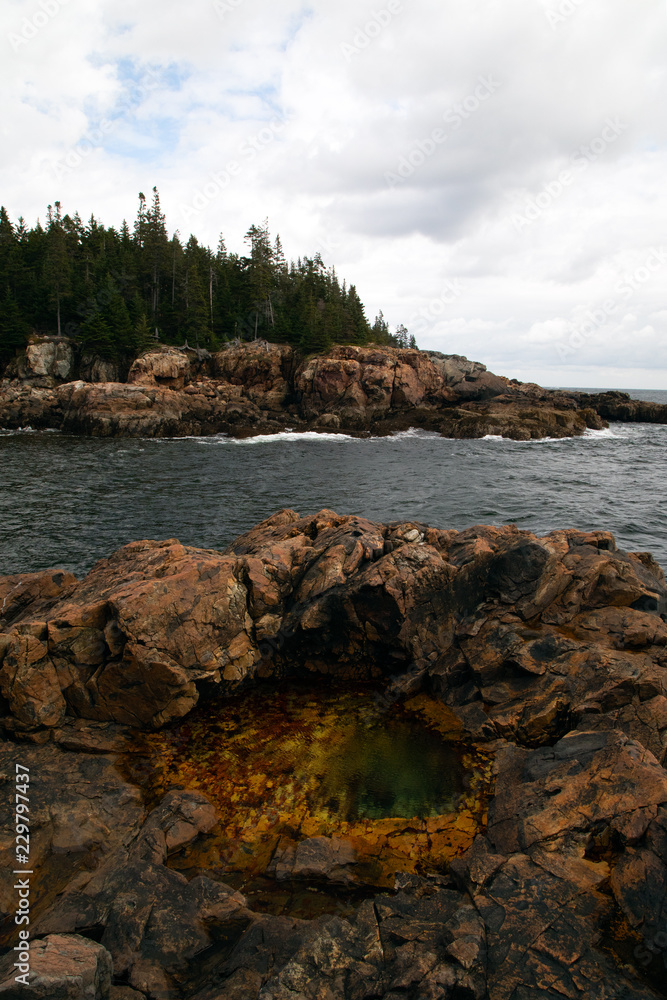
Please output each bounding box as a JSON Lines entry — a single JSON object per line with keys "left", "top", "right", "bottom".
{"left": 1, "top": 388, "right": 666, "bottom": 578}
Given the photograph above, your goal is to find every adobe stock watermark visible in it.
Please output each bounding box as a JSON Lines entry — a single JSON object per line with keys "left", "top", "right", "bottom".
{"left": 180, "top": 111, "right": 293, "bottom": 223}
{"left": 555, "top": 247, "right": 667, "bottom": 360}
{"left": 213, "top": 0, "right": 244, "bottom": 18}
{"left": 407, "top": 280, "right": 463, "bottom": 338}
{"left": 50, "top": 67, "right": 162, "bottom": 180}
{"left": 541, "top": 0, "right": 588, "bottom": 30}
{"left": 512, "top": 116, "right": 626, "bottom": 232}
{"left": 384, "top": 76, "right": 501, "bottom": 187}
{"left": 8, "top": 0, "right": 70, "bottom": 52}
{"left": 314, "top": 226, "right": 345, "bottom": 260}
{"left": 341, "top": 1, "right": 403, "bottom": 63}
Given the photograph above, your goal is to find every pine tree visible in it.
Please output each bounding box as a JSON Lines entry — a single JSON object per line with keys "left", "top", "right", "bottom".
{"left": 133, "top": 312, "right": 154, "bottom": 351}
{"left": 43, "top": 202, "right": 71, "bottom": 336}
{"left": 0, "top": 194, "right": 399, "bottom": 366}
{"left": 144, "top": 186, "right": 168, "bottom": 318}
{"left": 184, "top": 262, "right": 210, "bottom": 349}
{"left": 80, "top": 312, "right": 114, "bottom": 357}
{"left": 244, "top": 219, "right": 274, "bottom": 336}
{"left": 394, "top": 323, "right": 409, "bottom": 348}
{"left": 0, "top": 287, "right": 29, "bottom": 361}
{"left": 102, "top": 275, "right": 135, "bottom": 352}
{"left": 133, "top": 192, "right": 147, "bottom": 248}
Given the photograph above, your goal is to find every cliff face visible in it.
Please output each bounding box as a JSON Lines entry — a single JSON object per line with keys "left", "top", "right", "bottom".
{"left": 1, "top": 511, "right": 667, "bottom": 998}
{"left": 0, "top": 341, "right": 619, "bottom": 439}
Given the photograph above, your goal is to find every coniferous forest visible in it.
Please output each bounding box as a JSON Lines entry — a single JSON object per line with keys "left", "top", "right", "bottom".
{"left": 0, "top": 188, "right": 415, "bottom": 367}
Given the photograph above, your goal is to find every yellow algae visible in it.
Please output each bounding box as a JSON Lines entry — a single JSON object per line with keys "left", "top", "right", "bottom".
{"left": 132, "top": 682, "right": 495, "bottom": 895}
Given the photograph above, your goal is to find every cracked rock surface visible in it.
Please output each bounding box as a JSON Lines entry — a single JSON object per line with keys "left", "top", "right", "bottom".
{"left": 0, "top": 509, "right": 666, "bottom": 998}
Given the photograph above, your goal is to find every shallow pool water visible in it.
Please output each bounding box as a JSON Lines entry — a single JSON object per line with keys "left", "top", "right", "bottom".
{"left": 129, "top": 682, "right": 494, "bottom": 899}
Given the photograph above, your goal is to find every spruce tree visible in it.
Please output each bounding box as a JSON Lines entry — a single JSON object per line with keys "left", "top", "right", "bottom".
{"left": 0, "top": 287, "right": 29, "bottom": 361}
{"left": 43, "top": 202, "right": 71, "bottom": 336}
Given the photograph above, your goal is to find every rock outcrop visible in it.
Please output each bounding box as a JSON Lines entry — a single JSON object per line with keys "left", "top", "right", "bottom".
{"left": 580, "top": 390, "right": 667, "bottom": 424}
{"left": 0, "top": 342, "right": 618, "bottom": 439}
{"left": 3, "top": 337, "right": 74, "bottom": 387}
{"left": 1, "top": 511, "right": 667, "bottom": 998}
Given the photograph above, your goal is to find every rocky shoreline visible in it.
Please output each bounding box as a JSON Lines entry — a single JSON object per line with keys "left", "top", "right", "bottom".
{"left": 1, "top": 509, "right": 667, "bottom": 998}
{"left": 3, "top": 339, "right": 666, "bottom": 441}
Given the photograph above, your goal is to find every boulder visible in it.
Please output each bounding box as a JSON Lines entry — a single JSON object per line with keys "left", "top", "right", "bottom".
{"left": 271, "top": 836, "right": 359, "bottom": 885}
{"left": 212, "top": 341, "right": 291, "bottom": 410}
{"left": 0, "top": 934, "right": 112, "bottom": 1000}
{"left": 1, "top": 511, "right": 665, "bottom": 736}
{"left": 9, "top": 339, "right": 75, "bottom": 386}
{"left": 0, "top": 509, "right": 666, "bottom": 996}
{"left": 127, "top": 349, "right": 191, "bottom": 390}
{"left": 0, "top": 342, "right": 623, "bottom": 439}
{"left": 78, "top": 357, "right": 122, "bottom": 384}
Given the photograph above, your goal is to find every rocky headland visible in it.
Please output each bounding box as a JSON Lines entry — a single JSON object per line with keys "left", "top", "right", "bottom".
{"left": 2, "top": 337, "right": 665, "bottom": 440}
{"left": 1, "top": 509, "right": 667, "bottom": 998}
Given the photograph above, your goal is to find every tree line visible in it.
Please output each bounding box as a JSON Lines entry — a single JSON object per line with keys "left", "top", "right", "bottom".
{"left": 0, "top": 188, "right": 416, "bottom": 366}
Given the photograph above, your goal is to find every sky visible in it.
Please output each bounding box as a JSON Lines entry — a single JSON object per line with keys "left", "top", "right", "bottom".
{"left": 2, "top": 0, "right": 667, "bottom": 388}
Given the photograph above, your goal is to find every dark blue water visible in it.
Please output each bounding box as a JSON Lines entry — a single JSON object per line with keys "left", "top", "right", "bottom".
{"left": 1, "top": 408, "right": 666, "bottom": 578}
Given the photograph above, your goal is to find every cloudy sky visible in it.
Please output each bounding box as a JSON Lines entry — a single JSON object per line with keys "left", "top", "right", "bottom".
{"left": 2, "top": 0, "right": 666, "bottom": 387}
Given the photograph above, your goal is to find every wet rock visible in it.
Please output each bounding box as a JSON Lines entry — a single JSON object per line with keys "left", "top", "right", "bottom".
{"left": 272, "top": 836, "right": 359, "bottom": 885}
{"left": 137, "top": 790, "right": 218, "bottom": 857}
{"left": 583, "top": 390, "right": 667, "bottom": 425}
{"left": 0, "top": 741, "right": 144, "bottom": 934}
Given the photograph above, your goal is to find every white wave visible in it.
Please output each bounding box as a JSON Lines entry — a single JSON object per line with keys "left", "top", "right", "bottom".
{"left": 387, "top": 428, "right": 443, "bottom": 440}
{"left": 0, "top": 426, "right": 60, "bottom": 435}
{"left": 480, "top": 433, "right": 581, "bottom": 445}
{"left": 207, "top": 427, "right": 447, "bottom": 445}
{"left": 223, "top": 430, "right": 358, "bottom": 445}
{"left": 583, "top": 427, "right": 621, "bottom": 439}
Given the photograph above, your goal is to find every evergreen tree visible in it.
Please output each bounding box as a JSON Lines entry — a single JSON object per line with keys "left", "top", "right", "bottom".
{"left": 43, "top": 202, "right": 71, "bottom": 336}
{"left": 394, "top": 323, "right": 409, "bottom": 348}
{"left": 0, "top": 193, "right": 411, "bottom": 364}
{"left": 0, "top": 287, "right": 29, "bottom": 362}
{"left": 184, "top": 262, "right": 210, "bottom": 349}
{"left": 144, "top": 186, "right": 169, "bottom": 318}
{"left": 80, "top": 312, "right": 114, "bottom": 357}
{"left": 103, "top": 275, "right": 135, "bottom": 352}
{"left": 133, "top": 312, "right": 155, "bottom": 351}
{"left": 244, "top": 219, "right": 274, "bottom": 337}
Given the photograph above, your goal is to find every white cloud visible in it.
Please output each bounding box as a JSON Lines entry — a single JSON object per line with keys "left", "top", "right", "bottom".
{"left": 2, "top": 0, "right": 667, "bottom": 387}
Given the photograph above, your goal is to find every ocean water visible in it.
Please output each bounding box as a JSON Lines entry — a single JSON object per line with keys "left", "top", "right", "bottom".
{"left": 1, "top": 387, "right": 666, "bottom": 578}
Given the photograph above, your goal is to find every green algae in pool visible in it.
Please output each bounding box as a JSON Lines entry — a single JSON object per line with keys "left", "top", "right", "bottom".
{"left": 135, "top": 683, "right": 492, "bottom": 893}
{"left": 145, "top": 683, "right": 464, "bottom": 820}
{"left": 313, "top": 715, "right": 462, "bottom": 820}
